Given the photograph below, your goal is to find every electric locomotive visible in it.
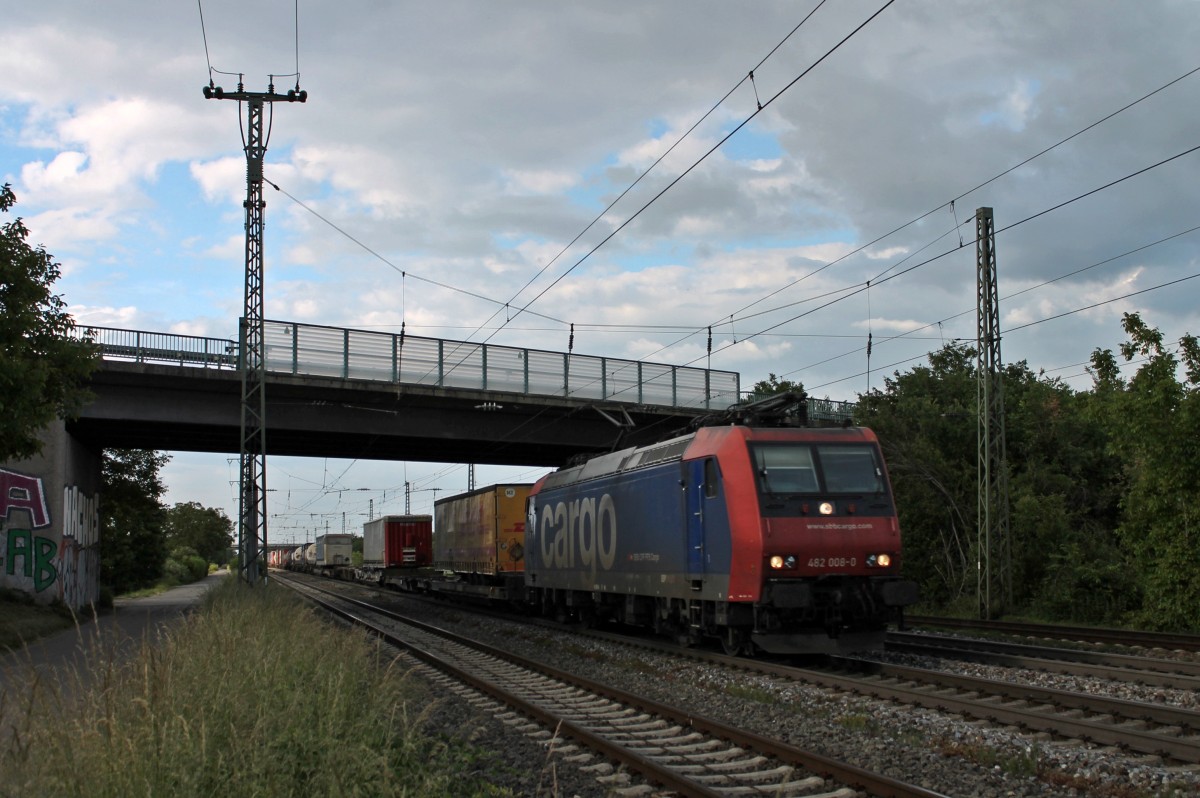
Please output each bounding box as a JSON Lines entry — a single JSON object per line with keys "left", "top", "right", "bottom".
{"left": 525, "top": 392, "right": 917, "bottom": 655}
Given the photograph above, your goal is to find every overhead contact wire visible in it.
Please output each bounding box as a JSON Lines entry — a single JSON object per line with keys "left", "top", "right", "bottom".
{"left": 499, "top": 0, "right": 896, "bottom": 336}
{"left": 672, "top": 141, "right": 1200, "bottom": 372}
{"left": 637, "top": 64, "right": 1200, "bottom": 366}
{"left": 464, "top": 0, "right": 831, "bottom": 347}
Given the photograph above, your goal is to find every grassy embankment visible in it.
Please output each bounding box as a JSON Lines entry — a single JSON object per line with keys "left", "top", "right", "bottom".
{"left": 0, "top": 577, "right": 515, "bottom": 797}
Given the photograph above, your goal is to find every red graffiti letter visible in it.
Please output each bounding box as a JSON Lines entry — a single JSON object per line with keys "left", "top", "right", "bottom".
{"left": 0, "top": 468, "right": 50, "bottom": 528}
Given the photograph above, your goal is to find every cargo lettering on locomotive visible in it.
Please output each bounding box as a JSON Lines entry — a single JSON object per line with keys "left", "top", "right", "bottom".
{"left": 537, "top": 493, "right": 617, "bottom": 576}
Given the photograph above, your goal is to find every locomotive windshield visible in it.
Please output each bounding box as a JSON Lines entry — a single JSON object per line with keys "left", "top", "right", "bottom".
{"left": 752, "top": 443, "right": 885, "bottom": 496}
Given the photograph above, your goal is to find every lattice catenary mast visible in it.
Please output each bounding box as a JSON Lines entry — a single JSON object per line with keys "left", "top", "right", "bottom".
{"left": 204, "top": 77, "right": 307, "bottom": 584}
{"left": 975, "top": 206, "right": 1012, "bottom": 618}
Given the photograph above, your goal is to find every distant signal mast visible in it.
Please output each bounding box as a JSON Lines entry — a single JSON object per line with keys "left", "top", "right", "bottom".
{"left": 204, "top": 76, "right": 307, "bottom": 585}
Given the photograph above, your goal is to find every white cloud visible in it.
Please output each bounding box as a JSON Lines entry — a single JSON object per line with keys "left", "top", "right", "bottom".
{"left": 190, "top": 157, "right": 245, "bottom": 205}
{"left": 201, "top": 233, "right": 243, "bottom": 261}
{"left": 865, "top": 246, "right": 909, "bottom": 261}
{"left": 502, "top": 168, "right": 577, "bottom": 195}
{"left": 22, "top": 205, "right": 121, "bottom": 252}
{"left": 73, "top": 305, "right": 142, "bottom": 328}
{"left": 856, "top": 318, "right": 927, "bottom": 334}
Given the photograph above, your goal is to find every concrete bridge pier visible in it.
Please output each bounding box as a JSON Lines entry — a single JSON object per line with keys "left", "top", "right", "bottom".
{"left": 1, "top": 421, "right": 101, "bottom": 610}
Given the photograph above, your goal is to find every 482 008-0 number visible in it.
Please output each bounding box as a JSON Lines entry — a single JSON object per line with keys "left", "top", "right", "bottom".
{"left": 808, "top": 557, "right": 856, "bottom": 568}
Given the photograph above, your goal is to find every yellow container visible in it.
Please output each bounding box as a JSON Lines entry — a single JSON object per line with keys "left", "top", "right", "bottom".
{"left": 434, "top": 484, "right": 531, "bottom": 575}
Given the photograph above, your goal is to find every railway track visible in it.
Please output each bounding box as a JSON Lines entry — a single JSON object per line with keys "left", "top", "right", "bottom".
{"left": 885, "top": 631, "right": 1200, "bottom": 690}
{"left": 906, "top": 615, "right": 1200, "bottom": 653}
{"left": 468, "top": 601, "right": 1200, "bottom": 764}
{"left": 554, "top": 626, "right": 1200, "bottom": 765}
{"left": 275, "top": 572, "right": 945, "bottom": 798}
{"left": 822, "top": 657, "right": 1200, "bottom": 763}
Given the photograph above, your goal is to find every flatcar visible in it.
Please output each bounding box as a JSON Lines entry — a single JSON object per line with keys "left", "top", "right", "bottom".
{"left": 524, "top": 392, "right": 917, "bottom": 655}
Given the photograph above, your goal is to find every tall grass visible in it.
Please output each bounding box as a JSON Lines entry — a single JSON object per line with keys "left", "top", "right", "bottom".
{"left": 0, "top": 577, "right": 510, "bottom": 797}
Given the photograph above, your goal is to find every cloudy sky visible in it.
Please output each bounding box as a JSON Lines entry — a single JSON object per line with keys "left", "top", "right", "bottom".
{"left": 3, "top": 1, "right": 1198, "bottom": 541}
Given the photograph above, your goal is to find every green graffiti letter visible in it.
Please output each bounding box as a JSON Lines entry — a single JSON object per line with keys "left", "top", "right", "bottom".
{"left": 34, "top": 536, "right": 58, "bottom": 592}
{"left": 6, "top": 529, "right": 32, "bottom": 577}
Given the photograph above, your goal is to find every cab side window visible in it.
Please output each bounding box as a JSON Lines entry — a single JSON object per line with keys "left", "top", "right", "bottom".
{"left": 704, "top": 459, "right": 719, "bottom": 498}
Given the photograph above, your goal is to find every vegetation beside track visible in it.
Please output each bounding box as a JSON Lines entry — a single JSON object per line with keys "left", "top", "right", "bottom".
{"left": 0, "top": 576, "right": 515, "bottom": 797}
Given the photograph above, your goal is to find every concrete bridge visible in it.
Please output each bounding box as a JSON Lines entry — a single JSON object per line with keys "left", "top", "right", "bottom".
{"left": 0, "top": 319, "right": 742, "bottom": 610}
{"left": 69, "top": 319, "right": 742, "bottom": 465}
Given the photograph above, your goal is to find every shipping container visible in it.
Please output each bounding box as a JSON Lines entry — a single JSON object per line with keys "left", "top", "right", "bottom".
{"left": 315, "top": 533, "right": 354, "bottom": 567}
{"left": 363, "top": 515, "right": 432, "bottom": 568}
{"left": 434, "top": 484, "right": 532, "bottom": 575}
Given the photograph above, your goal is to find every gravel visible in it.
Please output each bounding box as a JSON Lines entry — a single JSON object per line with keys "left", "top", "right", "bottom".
{"left": 363, "top": 589, "right": 1200, "bottom": 797}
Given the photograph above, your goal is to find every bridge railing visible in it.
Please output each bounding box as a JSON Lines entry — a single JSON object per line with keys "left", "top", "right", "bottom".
{"left": 807, "top": 397, "right": 858, "bottom": 425}
{"left": 77, "top": 326, "right": 238, "bottom": 369}
{"left": 263, "top": 320, "right": 740, "bottom": 410}
{"left": 77, "top": 321, "right": 742, "bottom": 410}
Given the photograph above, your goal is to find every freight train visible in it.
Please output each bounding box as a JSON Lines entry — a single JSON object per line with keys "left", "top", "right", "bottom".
{"left": 285, "top": 392, "right": 917, "bottom": 654}
{"left": 283, "top": 534, "right": 353, "bottom": 578}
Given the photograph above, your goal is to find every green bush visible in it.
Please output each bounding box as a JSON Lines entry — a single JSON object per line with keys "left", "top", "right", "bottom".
{"left": 162, "top": 556, "right": 190, "bottom": 585}
{"left": 1033, "top": 538, "right": 1141, "bottom": 625}
{"left": 184, "top": 554, "right": 207, "bottom": 582}
{"left": 161, "top": 546, "right": 210, "bottom": 586}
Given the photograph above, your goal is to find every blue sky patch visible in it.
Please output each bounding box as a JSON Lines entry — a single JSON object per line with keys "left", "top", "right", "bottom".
{"left": 720, "top": 124, "right": 783, "bottom": 162}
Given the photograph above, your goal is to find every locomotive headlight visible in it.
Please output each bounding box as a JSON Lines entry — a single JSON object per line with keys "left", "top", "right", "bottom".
{"left": 769, "top": 555, "right": 785, "bottom": 569}
{"left": 769, "top": 555, "right": 797, "bottom": 570}
{"left": 818, "top": 501, "right": 834, "bottom": 515}
{"left": 867, "top": 553, "right": 893, "bottom": 568}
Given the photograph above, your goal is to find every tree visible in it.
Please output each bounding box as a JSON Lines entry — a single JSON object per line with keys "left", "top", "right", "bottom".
{"left": 747, "top": 373, "right": 803, "bottom": 400}
{"left": 0, "top": 183, "right": 97, "bottom": 460}
{"left": 857, "top": 344, "right": 979, "bottom": 607}
{"left": 165, "top": 502, "right": 233, "bottom": 565}
{"left": 1094, "top": 313, "right": 1200, "bottom": 630}
{"left": 858, "top": 342, "right": 1126, "bottom": 619}
{"left": 100, "top": 449, "right": 171, "bottom": 594}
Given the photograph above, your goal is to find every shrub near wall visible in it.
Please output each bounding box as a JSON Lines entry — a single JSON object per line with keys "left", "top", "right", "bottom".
{"left": 162, "top": 546, "right": 210, "bottom": 586}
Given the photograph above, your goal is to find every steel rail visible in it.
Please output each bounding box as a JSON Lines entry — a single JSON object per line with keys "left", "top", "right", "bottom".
{"left": 906, "top": 616, "right": 1200, "bottom": 652}
{"left": 887, "top": 632, "right": 1200, "bottom": 687}
{"left": 837, "top": 656, "right": 1200, "bottom": 732}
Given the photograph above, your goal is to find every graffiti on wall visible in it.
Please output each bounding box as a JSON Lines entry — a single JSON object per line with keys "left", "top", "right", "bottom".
{"left": 57, "top": 485, "right": 100, "bottom": 608}
{"left": 1, "top": 466, "right": 100, "bottom": 608}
